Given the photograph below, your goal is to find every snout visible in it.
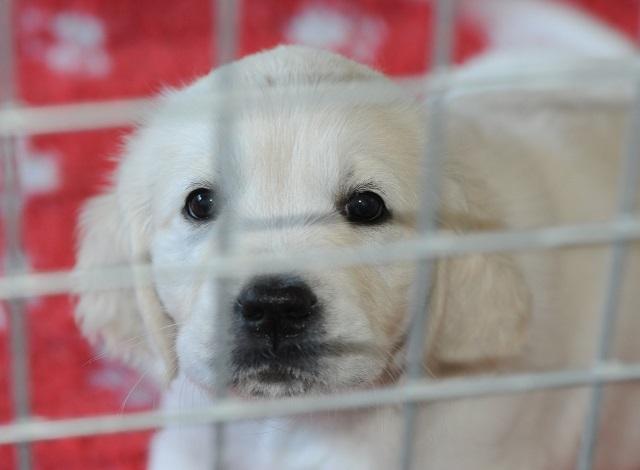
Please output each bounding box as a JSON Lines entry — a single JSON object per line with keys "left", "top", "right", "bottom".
{"left": 231, "top": 275, "right": 325, "bottom": 395}
{"left": 235, "top": 275, "right": 319, "bottom": 351}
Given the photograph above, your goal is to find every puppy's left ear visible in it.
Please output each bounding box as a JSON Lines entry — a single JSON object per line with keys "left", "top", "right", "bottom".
{"left": 428, "top": 251, "right": 531, "bottom": 366}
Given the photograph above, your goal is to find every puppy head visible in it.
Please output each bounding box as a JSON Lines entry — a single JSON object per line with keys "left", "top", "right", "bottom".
{"left": 75, "top": 46, "right": 531, "bottom": 396}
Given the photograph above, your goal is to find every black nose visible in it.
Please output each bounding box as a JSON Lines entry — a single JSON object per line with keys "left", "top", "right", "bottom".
{"left": 236, "top": 276, "right": 318, "bottom": 350}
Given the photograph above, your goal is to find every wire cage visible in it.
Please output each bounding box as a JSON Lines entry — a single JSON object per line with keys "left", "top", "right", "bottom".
{"left": 1, "top": 0, "right": 640, "bottom": 469}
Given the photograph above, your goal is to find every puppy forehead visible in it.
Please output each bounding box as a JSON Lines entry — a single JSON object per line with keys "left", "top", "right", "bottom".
{"left": 234, "top": 106, "right": 360, "bottom": 195}
{"left": 140, "top": 50, "right": 423, "bottom": 215}
{"left": 158, "top": 100, "right": 405, "bottom": 199}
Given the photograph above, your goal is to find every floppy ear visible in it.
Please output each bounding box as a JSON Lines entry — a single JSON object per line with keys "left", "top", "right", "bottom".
{"left": 75, "top": 191, "right": 177, "bottom": 384}
{"left": 428, "top": 250, "right": 531, "bottom": 366}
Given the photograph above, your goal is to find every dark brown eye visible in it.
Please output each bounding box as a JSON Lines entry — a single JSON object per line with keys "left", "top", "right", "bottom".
{"left": 185, "top": 188, "right": 216, "bottom": 221}
{"left": 343, "top": 191, "right": 389, "bottom": 225}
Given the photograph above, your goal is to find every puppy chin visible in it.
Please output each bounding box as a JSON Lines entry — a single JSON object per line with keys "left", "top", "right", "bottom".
{"left": 231, "top": 365, "right": 324, "bottom": 399}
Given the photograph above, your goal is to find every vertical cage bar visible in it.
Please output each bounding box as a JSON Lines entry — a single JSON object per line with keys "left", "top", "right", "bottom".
{"left": 576, "top": 79, "right": 640, "bottom": 470}
{"left": 400, "top": 1, "right": 456, "bottom": 469}
{"left": 0, "top": 0, "right": 17, "bottom": 104}
{"left": 2, "top": 141, "right": 32, "bottom": 470}
{"left": 210, "top": 1, "right": 239, "bottom": 469}
{"left": 1, "top": 1, "right": 33, "bottom": 469}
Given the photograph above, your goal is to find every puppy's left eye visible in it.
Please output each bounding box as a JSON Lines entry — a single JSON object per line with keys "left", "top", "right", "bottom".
{"left": 185, "top": 188, "right": 216, "bottom": 221}
{"left": 343, "top": 191, "right": 389, "bottom": 224}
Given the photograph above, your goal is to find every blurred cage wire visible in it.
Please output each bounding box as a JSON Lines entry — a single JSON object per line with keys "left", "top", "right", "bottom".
{"left": 1, "top": 0, "right": 640, "bottom": 469}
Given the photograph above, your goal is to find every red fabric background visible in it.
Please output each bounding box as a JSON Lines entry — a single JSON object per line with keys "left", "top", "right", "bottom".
{"left": 0, "top": 1, "right": 638, "bottom": 468}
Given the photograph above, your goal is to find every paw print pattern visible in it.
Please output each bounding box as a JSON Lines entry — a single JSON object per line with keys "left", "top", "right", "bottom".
{"left": 285, "top": 5, "right": 387, "bottom": 63}
{"left": 21, "top": 8, "right": 112, "bottom": 78}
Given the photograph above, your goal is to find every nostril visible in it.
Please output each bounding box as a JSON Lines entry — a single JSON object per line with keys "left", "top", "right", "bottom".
{"left": 284, "top": 305, "right": 313, "bottom": 321}
{"left": 236, "top": 300, "right": 264, "bottom": 323}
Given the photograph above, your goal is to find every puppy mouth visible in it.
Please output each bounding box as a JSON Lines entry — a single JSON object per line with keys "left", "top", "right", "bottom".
{"left": 230, "top": 342, "right": 326, "bottom": 397}
{"left": 228, "top": 340, "right": 382, "bottom": 398}
{"left": 230, "top": 364, "right": 319, "bottom": 398}
{"left": 255, "top": 365, "right": 307, "bottom": 383}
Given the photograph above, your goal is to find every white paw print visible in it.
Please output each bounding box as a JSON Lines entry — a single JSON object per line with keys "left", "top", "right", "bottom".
{"left": 285, "top": 5, "right": 387, "bottom": 63}
{"left": 21, "top": 7, "right": 112, "bottom": 77}
{"left": 16, "top": 138, "right": 60, "bottom": 195}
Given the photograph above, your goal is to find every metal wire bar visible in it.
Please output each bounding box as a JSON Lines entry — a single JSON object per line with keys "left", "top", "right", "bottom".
{"left": 0, "top": 97, "right": 154, "bottom": 137}
{"left": 1, "top": 218, "right": 639, "bottom": 301}
{"left": 405, "top": 0, "right": 456, "bottom": 381}
{"left": 0, "top": 0, "right": 16, "bottom": 106}
{"left": 0, "top": 0, "right": 33, "bottom": 468}
{"left": 1, "top": 62, "right": 639, "bottom": 137}
{"left": 215, "top": 0, "right": 239, "bottom": 67}
{"left": 2, "top": 138, "right": 32, "bottom": 470}
{"left": 211, "top": 1, "right": 240, "bottom": 468}
{"left": 0, "top": 362, "right": 638, "bottom": 446}
{"left": 576, "top": 78, "right": 640, "bottom": 470}
{"left": 401, "top": 1, "right": 456, "bottom": 468}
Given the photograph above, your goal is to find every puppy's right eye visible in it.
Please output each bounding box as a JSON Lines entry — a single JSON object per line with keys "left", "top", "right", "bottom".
{"left": 185, "top": 188, "right": 216, "bottom": 221}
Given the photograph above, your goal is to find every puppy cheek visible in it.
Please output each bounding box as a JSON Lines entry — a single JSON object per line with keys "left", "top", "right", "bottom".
{"left": 350, "top": 264, "right": 412, "bottom": 350}
{"left": 176, "top": 324, "right": 214, "bottom": 388}
{"left": 317, "top": 271, "right": 373, "bottom": 343}
{"left": 379, "top": 263, "right": 415, "bottom": 343}
{"left": 320, "top": 351, "right": 389, "bottom": 390}
{"left": 175, "top": 283, "right": 231, "bottom": 389}
{"left": 151, "top": 228, "right": 208, "bottom": 322}
{"left": 313, "top": 271, "right": 388, "bottom": 388}
{"left": 153, "top": 277, "right": 197, "bottom": 323}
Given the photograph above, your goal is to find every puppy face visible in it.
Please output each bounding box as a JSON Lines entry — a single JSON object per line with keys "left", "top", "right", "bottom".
{"left": 75, "top": 46, "right": 531, "bottom": 399}
{"left": 146, "top": 72, "right": 423, "bottom": 397}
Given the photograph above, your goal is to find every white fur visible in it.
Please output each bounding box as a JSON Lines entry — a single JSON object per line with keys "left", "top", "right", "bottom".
{"left": 75, "top": 2, "right": 640, "bottom": 469}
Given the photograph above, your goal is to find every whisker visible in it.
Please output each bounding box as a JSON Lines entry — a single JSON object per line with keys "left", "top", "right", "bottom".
{"left": 120, "top": 371, "right": 148, "bottom": 412}
{"left": 82, "top": 321, "right": 184, "bottom": 367}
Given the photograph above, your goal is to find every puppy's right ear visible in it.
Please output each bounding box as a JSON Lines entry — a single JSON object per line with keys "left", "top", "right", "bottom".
{"left": 75, "top": 192, "right": 175, "bottom": 383}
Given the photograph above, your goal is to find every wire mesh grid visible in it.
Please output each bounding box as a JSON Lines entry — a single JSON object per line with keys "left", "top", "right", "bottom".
{"left": 1, "top": 1, "right": 640, "bottom": 469}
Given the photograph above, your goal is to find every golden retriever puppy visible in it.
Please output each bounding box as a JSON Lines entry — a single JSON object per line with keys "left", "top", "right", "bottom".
{"left": 74, "top": 3, "right": 640, "bottom": 469}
